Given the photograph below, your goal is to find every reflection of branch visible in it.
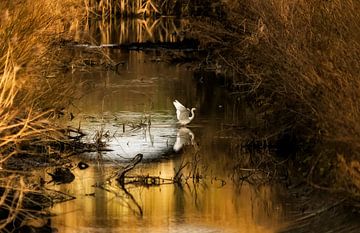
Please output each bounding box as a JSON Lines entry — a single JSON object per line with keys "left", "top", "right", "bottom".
{"left": 93, "top": 153, "right": 144, "bottom": 217}
{"left": 45, "top": 188, "right": 76, "bottom": 203}
{"left": 95, "top": 183, "right": 143, "bottom": 217}
{"left": 116, "top": 153, "right": 143, "bottom": 185}
{"left": 119, "top": 182, "right": 143, "bottom": 216}
{"left": 174, "top": 160, "right": 189, "bottom": 183}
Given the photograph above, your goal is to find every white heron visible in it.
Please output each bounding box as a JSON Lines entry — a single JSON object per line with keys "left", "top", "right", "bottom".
{"left": 173, "top": 100, "right": 196, "bottom": 125}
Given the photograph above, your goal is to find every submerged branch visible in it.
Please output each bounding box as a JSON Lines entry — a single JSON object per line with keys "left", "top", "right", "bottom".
{"left": 116, "top": 153, "right": 143, "bottom": 185}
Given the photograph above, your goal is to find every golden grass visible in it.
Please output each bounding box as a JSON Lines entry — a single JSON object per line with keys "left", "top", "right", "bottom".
{"left": 191, "top": 0, "right": 360, "bottom": 194}
{"left": 85, "top": 0, "right": 151, "bottom": 17}
{"left": 0, "top": 0, "right": 74, "bottom": 165}
{"left": 338, "top": 154, "right": 360, "bottom": 197}
{"left": 0, "top": 50, "right": 17, "bottom": 114}
{"left": 0, "top": 0, "right": 87, "bottom": 229}
{"left": 84, "top": 0, "right": 207, "bottom": 18}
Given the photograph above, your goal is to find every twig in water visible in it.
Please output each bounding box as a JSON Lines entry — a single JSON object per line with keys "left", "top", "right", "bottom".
{"left": 116, "top": 153, "right": 143, "bottom": 185}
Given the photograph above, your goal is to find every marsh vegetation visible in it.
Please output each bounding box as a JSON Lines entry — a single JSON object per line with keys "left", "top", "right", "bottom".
{"left": 189, "top": 0, "right": 360, "bottom": 196}
{"left": 0, "top": 0, "right": 360, "bottom": 232}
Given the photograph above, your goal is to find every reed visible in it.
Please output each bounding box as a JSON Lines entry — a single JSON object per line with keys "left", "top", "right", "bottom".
{"left": 0, "top": 0, "right": 73, "bottom": 163}
{"left": 83, "top": 0, "right": 221, "bottom": 18}
{"left": 85, "top": 0, "right": 155, "bottom": 17}
{"left": 0, "top": 0, "right": 87, "bottom": 229}
{"left": 191, "top": 0, "right": 360, "bottom": 194}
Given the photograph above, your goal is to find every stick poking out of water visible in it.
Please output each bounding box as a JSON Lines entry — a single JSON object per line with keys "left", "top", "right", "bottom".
{"left": 116, "top": 153, "right": 143, "bottom": 185}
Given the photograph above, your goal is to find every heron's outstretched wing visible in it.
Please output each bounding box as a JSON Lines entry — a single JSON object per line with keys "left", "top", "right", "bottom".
{"left": 173, "top": 100, "right": 190, "bottom": 121}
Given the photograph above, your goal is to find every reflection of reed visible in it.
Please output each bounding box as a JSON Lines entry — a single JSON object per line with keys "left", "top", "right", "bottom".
{"left": 80, "top": 17, "right": 188, "bottom": 44}
{"left": 0, "top": 176, "right": 26, "bottom": 229}
{"left": 0, "top": 174, "right": 74, "bottom": 231}
{"left": 87, "top": 0, "right": 159, "bottom": 17}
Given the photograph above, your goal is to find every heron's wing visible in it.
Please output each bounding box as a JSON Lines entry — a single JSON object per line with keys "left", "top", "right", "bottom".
{"left": 173, "top": 100, "right": 187, "bottom": 110}
{"left": 178, "top": 109, "right": 190, "bottom": 121}
{"left": 173, "top": 100, "right": 189, "bottom": 120}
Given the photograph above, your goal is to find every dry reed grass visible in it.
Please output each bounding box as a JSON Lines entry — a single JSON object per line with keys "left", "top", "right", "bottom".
{"left": 0, "top": 0, "right": 87, "bottom": 230}
{"left": 84, "top": 0, "right": 222, "bottom": 18}
{"left": 191, "top": 0, "right": 360, "bottom": 195}
{"left": 0, "top": 0, "right": 78, "bottom": 165}
{"left": 85, "top": 0, "right": 157, "bottom": 17}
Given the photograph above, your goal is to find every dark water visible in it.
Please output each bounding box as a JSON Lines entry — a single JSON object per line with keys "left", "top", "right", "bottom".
{"left": 47, "top": 18, "right": 360, "bottom": 233}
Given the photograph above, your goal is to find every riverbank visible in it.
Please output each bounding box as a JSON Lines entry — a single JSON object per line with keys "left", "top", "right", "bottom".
{"left": 0, "top": 1, "right": 94, "bottom": 230}
{"left": 188, "top": 0, "right": 360, "bottom": 198}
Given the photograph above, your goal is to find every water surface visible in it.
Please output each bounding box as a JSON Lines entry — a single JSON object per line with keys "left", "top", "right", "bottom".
{"left": 48, "top": 17, "right": 360, "bottom": 233}
{"left": 49, "top": 45, "right": 287, "bottom": 232}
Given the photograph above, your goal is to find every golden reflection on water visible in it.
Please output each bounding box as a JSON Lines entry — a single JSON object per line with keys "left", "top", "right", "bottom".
{"left": 52, "top": 47, "right": 285, "bottom": 232}
{"left": 51, "top": 158, "right": 283, "bottom": 233}
{"left": 73, "top": 51, "right": 194, "bottom": 114}
{"left": 70, "top": 17, "right": 189, "bottom": 44}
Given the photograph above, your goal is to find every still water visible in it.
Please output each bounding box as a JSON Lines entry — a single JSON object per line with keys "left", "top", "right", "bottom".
{"left": 48, "top": 46, "right": 288, "bottom": 233}
{"left": 46, "top": 17, "right": 360, "bottom": 233}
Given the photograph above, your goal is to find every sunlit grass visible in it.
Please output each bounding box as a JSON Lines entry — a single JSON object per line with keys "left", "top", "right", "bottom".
{"left": 84, "top": 0, "right": 215, "bottom": 18}
{"left": 0, "top": 0, "right": 86, "bottom": 229}
{"left": 85, "top": 0, "right": 154, "bottom": 17}
{"left": 0, "top": 0, "right": 71, "bottom": 164}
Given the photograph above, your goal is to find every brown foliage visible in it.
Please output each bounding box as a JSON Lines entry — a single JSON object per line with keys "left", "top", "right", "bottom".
{"left": 0, "top": 0, "right": 83, "bottom": 163}
{"left": 191, "top": 0, "right": 360, "bottom": 194}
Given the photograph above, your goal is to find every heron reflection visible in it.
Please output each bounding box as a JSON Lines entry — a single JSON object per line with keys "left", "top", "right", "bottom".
{"left": 173, "top": 127, "right": 195, "bottom": 152}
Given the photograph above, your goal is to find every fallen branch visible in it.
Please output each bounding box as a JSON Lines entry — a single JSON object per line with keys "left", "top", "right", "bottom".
{"left": 116, "top": 153, "right": 143, "bottom": 185}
